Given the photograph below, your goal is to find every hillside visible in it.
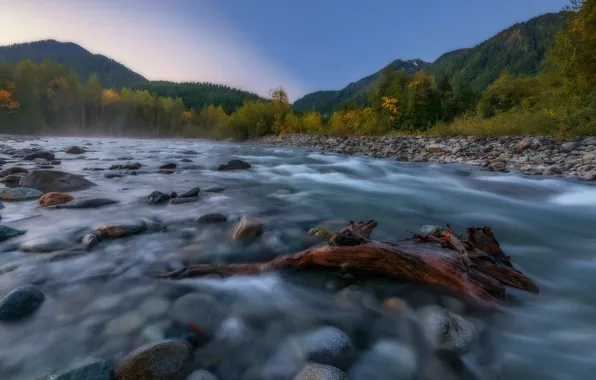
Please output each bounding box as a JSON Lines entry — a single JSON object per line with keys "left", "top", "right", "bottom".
{"left": 0, "top": 39, "right": 147, "bottom": 88}
{"left": 292, "top": 12, "right": 566, "bottom": 114}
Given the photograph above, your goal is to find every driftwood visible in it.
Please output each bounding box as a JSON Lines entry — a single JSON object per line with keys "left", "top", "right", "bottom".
{"left": 158, "top": 220, "right": 539, "bottom": 302}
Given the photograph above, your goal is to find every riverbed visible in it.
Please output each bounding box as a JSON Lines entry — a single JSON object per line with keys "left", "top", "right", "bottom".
{"left": 0, "top": 136, "right": 595, "bottom": 380}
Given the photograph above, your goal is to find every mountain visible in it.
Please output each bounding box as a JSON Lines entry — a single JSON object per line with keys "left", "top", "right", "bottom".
{"left": 293, "top": 12, "right": 566, "bottom": 114}
{"left": 0, "top": 39, "right": 147, "bottom": 88}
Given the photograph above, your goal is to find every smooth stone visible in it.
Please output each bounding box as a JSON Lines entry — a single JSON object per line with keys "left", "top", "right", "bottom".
{"left": 65, "top": 146, "right": 86, "bottom": 154}
{"left": 231, "top": 216, "right": 264, "bottom": 240}
{"left": 180, "top": 158, "right": 193, "bottom": 163}
{"left": 308, "top": 227, "right": 332, "bottom": 240}
{"left": 204, "top": 187, "right": 225, "bottom": 193}
{"left": 170, "top": 197, "right": 198, "bottom": 205}
{"left": 170, "top": 293, "right": 225, "bottom": 335}
{"left": 348, "top": 340, "right": 417, "bottom": 380}
{"left": 216, "top": 159, "right": 251, "bottom": 171}
{"left": 148, "top": 191, "right": 171, "bottom": 204}
{"left": 160, "top": 163, "right": 177, "bottom": 169}
{"left": 110, "top": 163, "right": 142, "bottom": 170}
{"left": 294, "top": 363, "right": 348, "bottom": 380}
{"left": 19, "top": 170, "right": 96, "bottom": 193}
{"left": 92, "top": 223, "right": 145, "bottom": 238}
{"left": 0, "top": 187, "right": 43, "bottom": 201}
{"left": 39, "top": 359, "right": 114, "bottom": 380}
{"left": 138, "top": 297, "right": 170, "bottom": 319}
{"left": 417, "top": 305, "right": 481, "bottom": 354}
{"left": 104, "top": 172, "right": 124, "bottom": 179}
{"left": 186, "top": 370, "right": 218, "bottom": 380}
{"left": 104, "top": 312, "right": 147, "bottom": 335}
{"left": 178, "top": 187, "right": 200, "bottom": 198}
{"left": 23, "top": 151, "right": 55, "bottom": 161}
{"left": 300, "top": 326, "right": 355, "bottom": 366}
{"left": 115, "top": 340, "right": 194, "bottom": 380}
{"left": 0, "top": 285, "right": 45, "bottom": 321}
{"left": 0, "top": 167, "right": 28, "bottom": 177}
{"left": 39, "top": 192, "right": 73, "bottom": 207}
{"left": 141, "top": 323, "right": 167, "bottom": 343}
{"left": 159, "top": 169, "right": 175, "bottom": 174}
{"left": 0, "top": 225, "right": 26, "bottom": 242}
{"left": 53, "top": 198, "right": 118, "bottom": 209}
{"left": 196, "top": 213, "right": 227, "bottom": 224}
{"left": 20, "top": 237, "right": 72, "bottom": 253}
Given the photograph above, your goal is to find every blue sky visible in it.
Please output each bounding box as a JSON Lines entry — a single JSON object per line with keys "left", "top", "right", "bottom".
{"left": 0, "top": 0, "right": 569, "bottom": 100}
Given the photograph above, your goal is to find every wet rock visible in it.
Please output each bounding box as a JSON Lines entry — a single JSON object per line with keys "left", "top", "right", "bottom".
{"left": 23, "top": 151, "right": 55, "bottom": 161}
{"left": 115, "top": 340, "right": 194, "bottom": 380}
{"left": 105, "top": 312, "right": 147, "bottom": 335}
{"left": 427, "top": 144, "right": 450, "bottom": 154}
{"left": 582, "top": 153, "right": 595, "bottom": 162}
{"left": 349, "top": 340, "right": 417, "bottom": 380}
{"left": 159, "top": 169, "right": 175, "bottom": 174}
{"left": 20, "top": 237, "right": 72, "bottom": 253}
{"left": 204, "top": 186, "right": 225, "bottom": 193}
{"left": 0, "top": 285, "right": 45, "bottom": 321}
{"left": 138, "top": 297, "right": 170, "bottom": 319}
{"left": 180, "top": 158, "right": 193, "bottom": 163}
{"left": 171, "top": 197, "right": 198, "bottom": 205}
{"left": 40, "top": 359, "right": 114, "bottom": 380}
{"left": 104, "top": 172, "right": 124, "bottom": 179}
{"left": 186, "top": 369, "right": 219, "bottom": 380}
{"left": 216, "top": 159, "right": 251, "bottom": 171}
{"left": 0, "top": 167, "right": 28, "bottom": 177}
{"left": 160, "top": 163, "right": 177, "bottom": 170}
{"left": 51, "top": 160, "right": 61, "bottom": 165}
{"left": 179, "top": 187, "right": 200, "bottom": 198}
{"left": 301, "top": 326, "right": 355, "bottom": 366}
{"left": 0, "top": 187, "right": 43, "bottom": 201}
{"left": 92, "top": 223, "right": 145, "bottom": 239}
{"left": 294, "top": 363, "right": 348, "bottom": 380}
{"left": 232, "top": 216, "right": 263, "bottom": 240}
{"left": 81, "top": 233, "right": 101, "bottom": 249}
{"left": 170, "top": 293, "right": 225, "bottom": 335}
{"left": 548, "top": 165, "right": 564, "bottom": 175}
{"left": 141, "top": 218, "right": 165, "bottom": 232}
{"left": 0, "top": 225, "right": 26, "bottom": 242}
{"left": 53, "top": 198, "right": 118, "bottom": 209}
{"left": 583, "top": 172, "right": 595, "bottom": 181}
{"left": 109, "top": 163, "right": 142, "bottom": 170}
{"left": 417, "top": 305, "right": 481, "bottom": 354}
{"left": 308, "top": 227, "right": 332, "bottom": 240}
{"left": 148, "top": 191, "right": 171, "bottom": 204}
{"left": 196, "top": 213, "right": 227, "bottom": 224}
{"left": 65, "top": 146, "right": 86, "bottom": 154}
{"left": 39, "top": 192, "right": 73, "bottom": 207}
{"left": 19, "top": 170, "right": 96, "bottom": 193}
{"left": 0, "top": 173, "right": 27, "bottom": 187}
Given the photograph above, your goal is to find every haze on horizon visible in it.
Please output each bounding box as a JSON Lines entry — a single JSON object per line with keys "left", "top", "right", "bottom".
{"left": 0, "top": 0, "right": 568, "bottom": 101}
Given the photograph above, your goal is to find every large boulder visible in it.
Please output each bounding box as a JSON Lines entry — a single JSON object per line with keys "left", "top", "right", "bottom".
{"left": 19, "top": 170, "right": 96, "bottom": 193}
{"left": 0, "top": 187, "right": 43, "bottom": 201}
{"left": 115, "top": 340, "right": 194, "bottom": 380}
{"left": 39, "top": 192, "right": 73, "bottom": 208}
{"left": 0, "top": 285, "right": 45, "bottom": 321}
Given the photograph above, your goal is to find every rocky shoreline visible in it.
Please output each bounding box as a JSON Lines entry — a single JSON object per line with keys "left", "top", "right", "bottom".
{"left": 252, "top": 134, "right": 596, "bottom": 181}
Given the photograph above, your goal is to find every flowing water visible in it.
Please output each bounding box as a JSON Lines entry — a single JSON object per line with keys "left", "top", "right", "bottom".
{"left": 0, "top": 136, "right": 595, "bottom": 380}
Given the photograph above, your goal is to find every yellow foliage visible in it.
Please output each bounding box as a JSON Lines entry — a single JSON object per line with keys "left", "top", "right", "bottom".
{"left": 101, "top": 89, "right": 121, "bottom": 106}
{"left": 0, "top": 89, "right": 20, "bottom": 113}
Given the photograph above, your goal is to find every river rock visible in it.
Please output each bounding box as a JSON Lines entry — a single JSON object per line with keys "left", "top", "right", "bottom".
{"left": 0, "top": 285, "right": 45, "bottom": 321}
{"left": 23, "top": 151, "right": 55, "bottom": 161}
{"left": 204, "top": 187, "right": 225, "bottom": 193}
{"left": 0, "top": 225, "right": 26, "bottom": 241}
{"left": 109, "top": 163, "right": 142, "bottom": 170}
{"left": 186, "top": 370, "right": 218, "bottom": 380}
{"left": 115, "top": 340, "right": 194, "bottom": 380}
{"left": 159, "top": 169, "right": 175, "bottom": 174}
{"left": 92, "top": 223, "right": 145, "bottom": 239}
{"left": 417, "top": 305, "right": 481, "bottom": 354}
{"left": 548, "top": 165, "right": 564, "bottom": 175}
{"left": 179, "top": 187, "right": 200, "bottom": 198}
{"left": 0, "top": 167, "right": 28, "bottom": 177}
{"left": 516, "top": 140, "right": 530, "bottom": 152}
{"left": 148, "top": 191, "right": 171, "bottom": 204}
{"left": 53, "top": 198, "right": 119, "bottom": 209}
{"left": 216, "top": 159, "right": 251, "bottom": 171}
{"left": 308, "top": 227, "right": 332, "bottom": 240}
{"left": 19, "top": 170, "right": 96, "bottom": 193}
{"left": 301, "top": 326, "right": 355, "bottom": 366}
{"left": 171, "top": 197, "right": 198, "bottom": 205}
{"left": 294, "top": 363, "right": 348, "bottom": 380}
{"left": 65, "top": 146, "right": 86, "bottom": 154}
{"left": 105, "top": 312, "right": 147, "bottom": 335}
{"left": 40, "top": 359, "right": 115, "bottom": 380}
{"left": 20, "top": 237, "right": 72, "bottom": 253}
{"left": 39, "top": 192, "right": 73, "bottom": 207}
{"left": 160, "top": 163, "right": 177, "bottom": 170}
{"left": 170, "top": 293, "right": 225, "bottom": 335}
{"left": 196, "top": 213, "right": 227, "bottom": 224}
{"left": 0, "top": 187, "right": 43, "bottom": 201}
{"left": 104, "top": 172, "right": 124, "bottom": 179}
{"left": 348, "top": 340, "right": 417, "bottom": 380}
{"left": 231, "top": 216, "right": 263, "bottom": 240}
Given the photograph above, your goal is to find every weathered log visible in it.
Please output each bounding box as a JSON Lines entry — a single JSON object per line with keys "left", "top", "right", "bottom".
{"left": 158, "top": 221, "right": 539, "bottom": 302}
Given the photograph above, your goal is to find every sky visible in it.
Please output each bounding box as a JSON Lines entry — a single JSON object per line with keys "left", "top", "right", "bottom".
{"left": 0, "top": 0, "right": 569, "bottom": 101}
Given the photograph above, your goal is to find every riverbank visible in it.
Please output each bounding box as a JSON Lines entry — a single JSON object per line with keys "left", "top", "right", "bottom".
{"left": 253, "top": 134, "right": 596, "bottom": 181}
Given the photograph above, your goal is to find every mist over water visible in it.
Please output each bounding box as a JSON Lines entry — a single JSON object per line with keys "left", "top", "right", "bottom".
{"left": 0, "top": 136, "right": 595, "bottom": 380}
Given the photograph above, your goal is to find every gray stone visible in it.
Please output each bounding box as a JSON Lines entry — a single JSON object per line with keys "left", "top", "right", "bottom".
{"left": 216, "top": 159, "right": 251, "bottom": 171}
{"left": 115, "top": 340, "right": 194, "bottom": 380}
{"left": 53, "top": 198, "right": 118, "bottom": 209}
{"left": 0, "top": 285, "right": 45, "bottom": 321}
{"left": 104, "top": 312, "right": 147, "bottom": 335}
{"left": 19, "top": 170, "right": 96, "bottom": 193}
{"left": 294, "top": 363, "right": 348, "bottom": 380}
{"left": 417, "top": 305, "right": 481, "bottom": 354}
{"left": 159, "top": 163, "right": 177, "bottom": 170}
{"left": 0, "top": 187, "right": 43, "bottom": 201}
{"left": 23, "top": 151, "right": 55, "bottom": 161}
{"left": 186, "top": 370, "right": 219, "bottom": 380}
{"left": 171, "top": 197, "right": 198, "bottom": 205}
{"left": 349, "top": 340, "right": 417, "bottom": 380}
{"left": 178, "top": 187, "right": 200, "bottom": 198}
{"left": 40, "top": 360, "right": 114, "bottom": 380}
{"left": 148, "top": 191, "right": 170, "bottom": 204}
{"left": 300, "top": 326, "right": 355, "bottom": 366}
{"left": 20, "top": 237, "right": 72, "bottom": 253}
{"left": 65, "top": 146, "right": 86, "bottom": 154}
{"left": 196, "top": 213, "right": 227, "bottom": 224}
{"left": 0, "top": 225, "right": 26, "bottom": 242}
{"left": 204, "top": 186, "right": 225, "bottom": 193}
{"left": 170, "top": 293, "right": 225, "bottom": 335}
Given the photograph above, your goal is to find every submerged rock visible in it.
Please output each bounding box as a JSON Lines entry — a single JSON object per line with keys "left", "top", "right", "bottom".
{"left": 232, "top": 216, "right": 263, "bottom": 240}
{"left": 0, "top": 167, "right": 28, "bottom": 178}
{"left": 109, "top": 163, "right": 142, "bottom": 170}
{"left": 148, "top": 191, "right": 171, "bottom": 204}
{"left": 417, "top": 305, "right": 481, "bottom": 354}
{"left": 92, "top": 223, "right": 146, "bottom": 239}
{"left": 216, "top": 159, "right": 251, "bottom": 171}
{"left": 0, "top": 187, "right": 43, "bottom": 201}
{"left": 23, "top": 151, "right": 55, "bottom": 161}
{"left": 178, "top": 187, "right": 200, "bottom": 198}
{"left": 170, "top": 293, "right": 225, "bottom": 335}
{"left": 52, "top": 198, "right": 118, "bottom": 209}
{"left": 187, "top": 369, "right": 219, "bottom": 380}
{"left": 0, "top": 225, "right": 27, "bottom": 242}
{"left": 349, "top": 340, "right": 417, "bottom": 380}
{"left": 0, "top": 285, "right": 45, "bottom": 322}
{"left": 65, "top": 146, "right": 86, "bottom": 154}
{"left": 115, "top": 340, "right": 194, "bottom": 380}
{"left": 104, "top": 172, "right": 124, "bottom": 179}
{"left": 19, "top": 170, "right": 96, "bottom": 193}
{"left": 196, "top": 213, "right": 227, "bottom": 224}
{"left": 39, "top": 192, "right": 73, "bottom": 208}
{"left": 20, "top": 237, "right": 72, "bottom": 253}
{"left": 0, "top": 173, "right": 27, "bottom": 187}
{"left": 159, "top": 163, "right": 177, "bottom": 170}
{"left": 170, "top": 197, "right": 198, "bottom": 205}
{"left": 204, "top": 186, "right": 225, "bottom": 193}
{"left": 39, "top": 359, "right": 114, "bottom": 380}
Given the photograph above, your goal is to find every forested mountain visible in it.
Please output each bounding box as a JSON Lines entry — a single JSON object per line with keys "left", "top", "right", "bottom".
{"left": 292, "top": 12, "right": 566, "bottom": 113}
{"left": 0, "top": 40, "right": 147, "bottom": 88}
{"left": 0, "top": 40, "right": 262, "bottom": 112}
{"left": 133, "top": 81, "right": 262, "bottom": 114}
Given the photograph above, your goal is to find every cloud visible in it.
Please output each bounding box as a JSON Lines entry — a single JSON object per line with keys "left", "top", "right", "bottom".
{"left": 0, "top": 0, "right": 303, "bottom": 100}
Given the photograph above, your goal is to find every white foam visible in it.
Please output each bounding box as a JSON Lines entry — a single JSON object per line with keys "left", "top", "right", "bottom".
{"left": 549, "top": 188, "right": 596, "bottom": 206}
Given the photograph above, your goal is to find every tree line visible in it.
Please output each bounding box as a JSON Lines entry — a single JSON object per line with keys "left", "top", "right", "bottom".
{"left": 1, "top": 0, "right": 594, "bottom": 139}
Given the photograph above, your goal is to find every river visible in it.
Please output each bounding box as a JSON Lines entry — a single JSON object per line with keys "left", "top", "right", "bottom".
{"left": 0, "top": 136, "right": 595, "bottom": 380}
